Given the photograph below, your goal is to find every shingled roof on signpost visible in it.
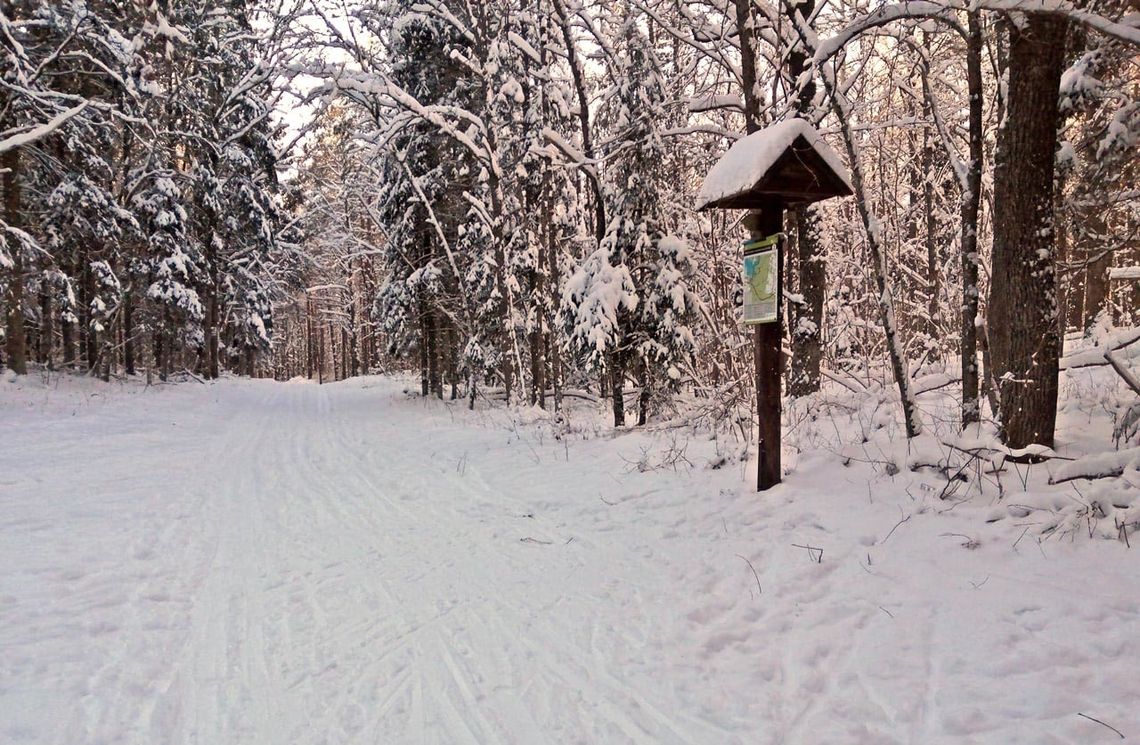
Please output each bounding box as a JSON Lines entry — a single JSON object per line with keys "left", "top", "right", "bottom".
{"left": 696, "top": 119, "right": 853, "bottom": 210}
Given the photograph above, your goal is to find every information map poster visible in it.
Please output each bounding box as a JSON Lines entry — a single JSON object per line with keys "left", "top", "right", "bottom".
{"left": 742, "top": 234, "right": 779, "bottom": 325}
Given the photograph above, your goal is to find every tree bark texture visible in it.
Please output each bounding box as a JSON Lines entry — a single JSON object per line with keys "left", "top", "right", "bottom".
{"left": 786, "top": 0, "right": 823, "bottom": 397}
{"left": 988, "top": 12, "right": 1066, "bottom": 448}
{"left": 608, "top": 350, "right": 625, "bottom": 427}
{"left": 789, "top": 207, "right": 824, "bottom": 396}
{"left": 123, "top": 290, "right": 135, "bottom": 375}
{"left": 2, "top": 146, "right": 28, "bottom": 374}
{"left": 38, "top": 286, "right": 51, "bottom": 366}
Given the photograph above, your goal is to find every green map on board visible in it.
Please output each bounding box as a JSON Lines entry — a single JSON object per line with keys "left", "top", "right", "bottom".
{"left": 743, "top": 248, "right": 777, "bottom": 324}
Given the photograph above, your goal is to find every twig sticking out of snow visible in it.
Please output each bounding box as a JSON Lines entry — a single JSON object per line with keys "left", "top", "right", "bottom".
{"left": 879, "top": 510, "right": 912, "bottom": 544}
{"left": 791, "top": 544, "right": 824, "bottom": 563}
{"left": 940, "top": 533, "right": 981, "bottom": 550}
{"left": 1076, "top": 712, "right": 1125, "bottom": 739}
{"left": 735, "top": 554, "right": 762, "bottom": 599}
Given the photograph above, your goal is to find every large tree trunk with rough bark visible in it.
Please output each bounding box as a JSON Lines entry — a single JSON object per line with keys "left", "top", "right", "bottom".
{"left": 988, "top": 13, "right": 1066, "bottom": 449}
{"left": 786, "top": 0, "right": 824, "bottom": 398}
{"left": 789, "top": 208, "right": 823, "bottom": 396}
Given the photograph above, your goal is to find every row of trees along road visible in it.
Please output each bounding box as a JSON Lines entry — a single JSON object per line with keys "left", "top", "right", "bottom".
{"left": 3, "top": 1, "right": 1138, "bottom": 452}
{"left": 1, "top": 0, "right": 296, "bottom": 382}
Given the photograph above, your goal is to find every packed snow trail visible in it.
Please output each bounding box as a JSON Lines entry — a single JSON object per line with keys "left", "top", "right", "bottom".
{"left": 2, "top": 375, "right": 1138, "bottom": 744}
{"left": 2, "top": 379, "right": 739, "bottom": 744}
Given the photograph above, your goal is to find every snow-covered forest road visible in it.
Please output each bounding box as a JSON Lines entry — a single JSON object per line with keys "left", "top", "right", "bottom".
{"left": 2, "top": 376, "right": 1138, "bottom": 744}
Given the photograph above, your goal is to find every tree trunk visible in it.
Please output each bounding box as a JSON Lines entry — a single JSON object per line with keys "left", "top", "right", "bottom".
{"left": 348, "top": 291, "right": 360, "bottom": 377}
{"left": 419, "top": 301, "right": 429, "bottom": 396}
{"left": 359, "top": 315, "right": 370, "bottom": 375}
{"left": 988, "top": 12, "right": 1066, "bottom": 449}
{"left": 553, "top": 0, "right": 604, "bottom": 244}
{"left": 62, "top": 288, "right": 76, "bottom": 367}
{"left": 548, "top": 218, "right": 563, "bottom": 413}
{"left": 38, "top": 287, "right": 52, "bottom": 367}
{"left": 1082, "top": 247, "right": 1111, "bottom": 332}
{"left": 205, "top": 287, "right": 219, "bottom": 379}
{"left": 99, "top": 336, "right": 111, "bottom": 382}
{"left": 1061, "top": 243, "right": 1085, "bottom": 332}
{"left": 637, "top": 358, "right": 650, "bottom": 426}
{"left": 789, "top": 207, "right": 824, "bottom": 396}
{"left": 2, "top": 147, "right": 27, "bottom": 374}
{"left": 447, "top": 326, "right": 458, "bottom": 400}
{"left": 608, "top": 351, "right": 625, "bottom": 427}
{"left": 961, "top": 11, "right": 985, "bottom": 427}
{"left": 305, "top": 296, "right": 314, "bottom": 379}
{"left": 923, "top": 125, "right": 940, "bottom": 350}
{"left": 820, "top": 66, "right": 921, "bottom": 437}
{"left": 154, "top": 318, "right": 165, "bottom": 382}
{"left": 317, "top": 321, "right": 325, "bottom": 385}
{"left": 785, "top": 0, "right": 823, "bottom": 397}
{"left": 123, "top": 290, "right": 135, "bottom": 375}
{"left": 81, "top": 260, "right": 96, "bottom": 371}
{"left": 529, "top": 328, "right": 543, "bottom": 407}
{"left": 733, "top": 0, "right": 763, "bottom": 132}
{"left": 204, "top": 230, "right": 219, "bottom": 378}
{"left": 426, "top": 308, "right": 441, "bottom": 398}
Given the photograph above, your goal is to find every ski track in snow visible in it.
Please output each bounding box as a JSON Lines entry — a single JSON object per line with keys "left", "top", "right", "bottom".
{"left": 2, "top": 376, "right": 1138, "bottom": 744}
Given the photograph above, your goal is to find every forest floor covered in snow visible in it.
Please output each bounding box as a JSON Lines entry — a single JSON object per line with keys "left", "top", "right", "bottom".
{"left": 1, "top": 369, "right": 1138, "bottom": 744}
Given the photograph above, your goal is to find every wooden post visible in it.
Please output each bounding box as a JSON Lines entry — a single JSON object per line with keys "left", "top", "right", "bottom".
{"left": 744, "top": 205, "right": 784, "bottom": 491}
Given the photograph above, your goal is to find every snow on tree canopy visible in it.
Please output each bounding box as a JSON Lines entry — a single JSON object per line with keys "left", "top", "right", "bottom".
{"left": 696, "top": 119, "right": 852, "bottom": 210}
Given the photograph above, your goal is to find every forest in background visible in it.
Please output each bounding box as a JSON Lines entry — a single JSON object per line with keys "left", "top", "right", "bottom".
{"left": 1, "top": 0, "right": 1138, "bottom": 453}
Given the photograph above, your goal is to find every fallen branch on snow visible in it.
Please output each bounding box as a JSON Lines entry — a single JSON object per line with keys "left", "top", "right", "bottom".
{"left": 1050, "top": 448, "right": 1140, "bottom": 484}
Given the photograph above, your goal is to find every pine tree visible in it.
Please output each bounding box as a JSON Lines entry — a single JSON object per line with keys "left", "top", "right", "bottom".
{"left": 134, "top": 172, "right": 201, "bottom": 380}
{"left": 563, "top": 18, "right": 697, "bottom": 426}
{"left": 371, "top": 1, "right": 480, "bottom": 398}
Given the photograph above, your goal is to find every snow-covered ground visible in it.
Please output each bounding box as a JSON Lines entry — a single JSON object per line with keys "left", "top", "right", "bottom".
{"left": 1, "top": 373, "right": 1137, "bottom": 744}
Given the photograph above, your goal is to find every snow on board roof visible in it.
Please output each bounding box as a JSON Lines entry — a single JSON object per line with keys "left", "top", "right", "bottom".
{"left": 697, "top": 119, "right": 852, "bottom": 210}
